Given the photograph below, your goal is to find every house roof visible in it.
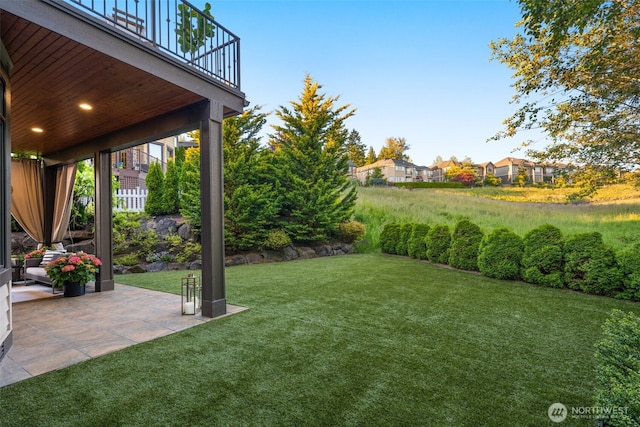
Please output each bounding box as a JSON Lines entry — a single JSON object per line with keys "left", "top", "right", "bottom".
{"left": 432, "top": 160, "right": 460, "bottom": 168}
{"left": 356, "top": 158, "right": 419, "bottom": 171}
{"left": 494, "top": 157, "right": 535, "bottom": 167}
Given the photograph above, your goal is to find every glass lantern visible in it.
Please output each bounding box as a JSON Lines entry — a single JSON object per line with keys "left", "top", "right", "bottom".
{"left": 181, "top": 273, "right": 201, "bottom": 315}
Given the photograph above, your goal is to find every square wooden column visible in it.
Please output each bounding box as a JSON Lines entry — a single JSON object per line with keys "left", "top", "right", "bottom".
{"left": 94, "top": 150, "right": 114, "bottom": 291}
{"left": 200, "top": 101, "right": 226, "bottom": 318}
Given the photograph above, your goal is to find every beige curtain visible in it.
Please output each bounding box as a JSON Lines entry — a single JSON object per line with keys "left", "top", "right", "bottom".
{"left": 51, "top": 163, "right": 77, "bottom": 244}
{"left": 10, "top": 158, "right": 45, "bottom": 244}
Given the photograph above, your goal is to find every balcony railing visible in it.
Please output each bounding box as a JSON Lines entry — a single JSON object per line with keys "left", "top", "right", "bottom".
{"left": 67, "top": 0, "right": 240, "bottom": 89}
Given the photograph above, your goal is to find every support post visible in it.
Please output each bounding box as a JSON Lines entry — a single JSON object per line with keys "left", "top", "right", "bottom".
{"left": 94, "top": 151, "right": 114, "bottom": 291}
{"left": 200, "top": 100, "right": 226, "bottom": 318}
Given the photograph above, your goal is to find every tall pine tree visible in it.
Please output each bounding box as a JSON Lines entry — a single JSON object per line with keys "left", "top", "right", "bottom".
{"left": 346, "top": 129, "right": 366, "bottom": 167}
{"left": 223, "top": 106, "right": 281, "bottom": 252}
{"left": 163, "top": 158, "right": 180, "bottom": 214}
{"left": 364, "top": 147, "right": 377, "bottom": 165}
{"left": 270, "top": 75, "right": 357, "bottom": 243}
{"left": 145, "top": 161, "right": 166, "bottom": 216}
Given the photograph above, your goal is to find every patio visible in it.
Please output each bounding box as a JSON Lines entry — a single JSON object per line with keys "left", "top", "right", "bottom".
{"left": 0, "top": 282, "right": 247, "bottom": 388}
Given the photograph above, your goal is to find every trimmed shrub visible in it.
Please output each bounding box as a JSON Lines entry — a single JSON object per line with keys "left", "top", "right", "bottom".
{"left": 337, "top": 220, "right": 366, "bottom": 244}
{"left": 163, "top": 158, "right": 180, "bottom": 214}
{"left": 449, "top": 219, "right": 483, "bottom": 271}
{"left": 564, "top": 232, "right": 623, "bottom": 296}
{"left": 478, "top": 228, "right": 523, "bottom": 280}
{"left": 262, "top": 229, "right": 292, "bottom": 251}
{"left": 380, "top": 223, "right": 401, "bottom": 254}
{"left": 407, "top": 223, "right": 430, "bottom": 259}
{"left": 522, "top": 224, "right": 565, "bottom": 288}
{"left": 425, "top": 224, "right": 451, "bottom": 264}
{"left": 396, "top": 223, "right": 414, "bottom": 256}
{"left": 145, "top": 161, "right": 166, "bottom": 216}
{"left": 616, "top": 243, "right": 640, "bottom": 300}
{"left": 594, "top": 310, "right": 640, "bottom": 426}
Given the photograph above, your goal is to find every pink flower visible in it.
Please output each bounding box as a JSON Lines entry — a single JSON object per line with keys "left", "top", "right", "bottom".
{"left": 61, "top": 265, "right": 75, "bottom": 273}
{"left": 93, "top": 258, "right": 103, "bottom": 266}
{"left": 68, "top": 256, "right": 81, "bottom": 265}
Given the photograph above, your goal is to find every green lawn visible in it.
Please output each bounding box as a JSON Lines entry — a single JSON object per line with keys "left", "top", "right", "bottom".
{"left": 2, "top": 254, "right": 638, "bottom": 426}
{"left": 354, "top": 185, "right": 640, "bottom": 251}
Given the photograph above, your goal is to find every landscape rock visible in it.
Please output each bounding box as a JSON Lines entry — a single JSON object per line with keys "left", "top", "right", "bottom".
{"left": 146, "top": 261, "right": 168, "bottom": 272}
{"left": 296, "top": 247, "right": 317, "bottom": 259}
{"left": 225, "top": 254, "right": 247, "bottom": 267}
{"left": 314, "top": 245, "right": 332, "bottom": 257}
{"left": 245, "top": 252, "right": 265, "bottom": 264}
{"left": 66, "top": 240, "right": 95, "bottom": 254}
{"left": 262, "top": 250, "right": 284, "bottom": 262}
{"left": 123, "top": 265, "right": 146, "bottom": 274}
{"left": 189, "top": 260, "right": 202, "bottom": 270}
{"left": 177, "top": 223, "right": 194, "bottom": 241}
{"left": 282, "top": 245, "right": 299, "bottom": 261}
{"left": 168, "top": 262, "right": 189, "bottom": 271}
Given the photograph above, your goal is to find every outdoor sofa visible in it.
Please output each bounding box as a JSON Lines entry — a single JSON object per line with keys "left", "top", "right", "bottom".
{"left": 24, "top": 250, "right": 66, "bottom": 289}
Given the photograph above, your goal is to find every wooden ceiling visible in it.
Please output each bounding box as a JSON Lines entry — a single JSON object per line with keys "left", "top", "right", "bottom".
{"left": 1, "top": 11, "right": 206, "bottom": 158}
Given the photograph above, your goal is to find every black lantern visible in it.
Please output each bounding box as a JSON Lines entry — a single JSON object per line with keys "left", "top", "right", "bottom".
{"left": 181, "top": 273, "right": 201, "bottom": 315}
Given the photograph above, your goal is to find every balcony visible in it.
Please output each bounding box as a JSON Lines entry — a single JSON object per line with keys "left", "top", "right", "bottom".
{"left": 67, "top": 0, "right": 240, "bottom": 89}
{"left": 1, "top": 0, "right": 245, "bottom": 161}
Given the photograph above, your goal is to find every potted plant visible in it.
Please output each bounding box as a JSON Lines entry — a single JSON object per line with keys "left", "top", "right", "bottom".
{"left": 24, "top": 247, "right": 48, "bottom": 268}
{"left": 45, "top": 252, "right": 102, "bottom": 297}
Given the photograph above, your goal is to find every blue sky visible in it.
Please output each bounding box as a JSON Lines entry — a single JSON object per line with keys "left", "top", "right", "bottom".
{"left": 199, "top": 0, "right": 534, "bottom": 166}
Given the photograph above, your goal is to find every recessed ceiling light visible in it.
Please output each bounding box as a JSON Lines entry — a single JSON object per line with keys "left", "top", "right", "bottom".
{"left": 79, "top": 103, "right": 93, "bottom": 111}
{"left": 31, "top": 127, "right": 43, "bottom": 133}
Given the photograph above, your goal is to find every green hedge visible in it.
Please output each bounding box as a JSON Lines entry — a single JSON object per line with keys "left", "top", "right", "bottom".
{"left": 407, "top": 223, "right": 430, "bottom": 260}
{"left": 380, "top": 223, "right": 401, "bottom": 254}
{"left": 522, "top": 224, "right": 565, "bottom": 288}
{"left": 425, "top": 224, "right": 451, "bottom": 264}
{"left": 478, "top": 228, "right": 523, "bottom": 280}
{"left": 395, "top": 182, "right": 465, "bottom": 189}
{"left": 616, "top": 243, "right": 640, "bottom": 300}
{"left": 449, "top": 219, "right": 483, "bottom": 271}
{"left": 594, "top": 310, "right": 640, "bottom": 427}
{"left": 377, "top": 220, "right": 640, "bottom": 303}
{"left": 396, "top": 223, "right": 414, "bottom": 256}
{"left": 564, "top": 232, "right": 622, "bottom": 296}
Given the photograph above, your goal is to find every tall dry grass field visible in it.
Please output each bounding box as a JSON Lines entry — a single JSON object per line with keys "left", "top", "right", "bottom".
{"left": 354, "top": 184, "right": 640, "bottom": 251}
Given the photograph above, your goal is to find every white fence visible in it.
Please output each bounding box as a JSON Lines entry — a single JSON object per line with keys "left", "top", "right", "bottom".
{"left": 114, "top": 187, "right": 147, "bottom": 212}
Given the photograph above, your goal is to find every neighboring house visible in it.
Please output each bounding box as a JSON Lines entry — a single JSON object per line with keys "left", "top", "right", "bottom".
{"left": 415, "top": 165, "right": 430, "bottom": 182}
{"left": 494, "top": 157, "right": 537, "bottom": 184}
{"left": 475, "top": 162, "right": 495, "bottom": 181}
{"left": 428, "top": 160, "right": 460, "bottom": 182}
{"left": 113, "top": 136, "right": 179, "bottom": 190}
{"left": 355, "top": 159, "right": 420, "bottom": 184}
{"left": 347, "top": 160, "right": 357, "bottom": 180}
{"left": 1, "top": 0, "right": 246, "bottom": 358}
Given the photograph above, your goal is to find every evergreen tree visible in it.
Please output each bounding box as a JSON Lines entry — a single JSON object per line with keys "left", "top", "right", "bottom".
{"left": 346, "top": 129, "right": 366, "bottom": 167}
{"left": 223, "top": 106, "right": 281, "bottom": 252}
{"left": 270, "top": 74, "right": 357, "bottom": 243}
{"left": 364, "top": 147, "right": 377, "bottom": 165}
{"left": 163, "top": 158, "right": 180, "bottom": 214}
{"left": 145, "top": 161, "right": 166, "bottom": 216}
{"left": 179, "top": 148, "right": 201, "bottom": 233}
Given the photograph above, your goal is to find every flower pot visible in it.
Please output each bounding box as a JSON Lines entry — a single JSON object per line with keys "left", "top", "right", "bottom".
{"left": 63, "top": 282, "right": 86, "bottom": 297}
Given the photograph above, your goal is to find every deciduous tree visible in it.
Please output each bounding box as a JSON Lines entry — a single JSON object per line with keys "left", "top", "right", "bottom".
{"left": 378, "top": 137, "right": 410, "bottom": 160}
{"left": 490, "top": 0, "right": 640, "bottom": 174}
